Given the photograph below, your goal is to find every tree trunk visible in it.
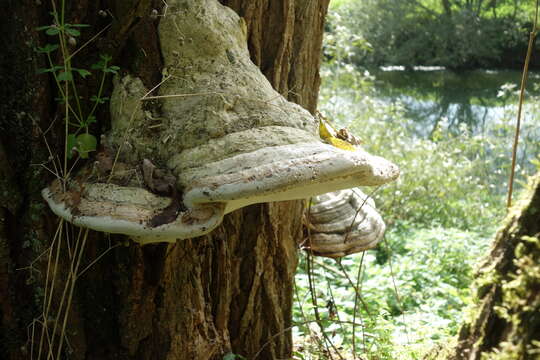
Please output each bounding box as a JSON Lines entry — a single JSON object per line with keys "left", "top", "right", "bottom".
{"left": 0, "top": 1, "right": 329, "bottom": 359}
{"left": 444, "top": 173, "right": 540, "bottom": 359}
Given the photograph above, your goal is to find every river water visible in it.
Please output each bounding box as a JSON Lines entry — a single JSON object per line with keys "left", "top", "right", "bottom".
{"left": 319, "top": 66, "right": 540, "bottom": 197}
{"left": 369, "top": 67, "right": 540, "bottom": 138}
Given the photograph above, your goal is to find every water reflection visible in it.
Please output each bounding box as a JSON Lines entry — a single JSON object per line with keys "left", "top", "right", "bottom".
{"left": 370, "top": 68, "right": 539, "bottom": 137}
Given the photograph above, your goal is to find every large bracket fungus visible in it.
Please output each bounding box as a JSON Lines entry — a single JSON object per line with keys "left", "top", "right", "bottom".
{"left": 42, "top": 0, "right": 399, "bottom": 244}
{"left": 304, "top": 188, "right": 386, "bottom": 258}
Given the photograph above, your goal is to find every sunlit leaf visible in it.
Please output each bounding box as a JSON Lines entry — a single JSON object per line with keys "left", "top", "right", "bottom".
{"left": 76, "top": 133, "right": 97, "bottom": 159}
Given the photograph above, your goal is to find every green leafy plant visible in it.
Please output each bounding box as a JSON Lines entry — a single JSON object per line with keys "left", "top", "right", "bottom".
{"left": 36, "top": 14, "right": 118, "bottom": 161}
{"left": 29, "top": 5, "right": 120, "bottom": 360}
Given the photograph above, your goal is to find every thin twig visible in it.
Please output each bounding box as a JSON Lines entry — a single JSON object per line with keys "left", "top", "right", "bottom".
{"left": 77, "top": 243, "right": 121, "bottom": 278}
{"left": 335, "top": 260, "right": 372, "bottom": 319}
{"left": 305, "top": 201, "right": 343, "bottom": 360}
{"left": 141, "top": 74, "right": 172, "bottom": 99}
{"left": 307, "top": 251, "right": 340, "bottom": 359}
{"left": 65, "top": 23, "right": 112, "bottom": 62}
{"left": 29, "top": 114, "right": 63, "bottom": 179}
{"left": 324, "top": 275, "right": 347, "bottom": 341}
{"left": 293, "top": 280, "right": 318, "bottom": 349}
{"left": 141, "top": 91, "right": 218, "bottom": 100}
{"left": 507, "top": 0, "right": 538, "bottom": 208}
{"left": 344, "top": 186, "right": 380, "bottom": 244}
{"left": 352, "top": 252, "right": 366, "bottom": 357}
{"left": 37, "top": 220, "right": 63, "bottom": 360}
{"left": 46, "top": 226, "right": 79, "bottom": 360}
{"left": 34, "top": 164, "right": 63, "bottom": 181}
{"left": 55, "top": 229, "right": 89, "bottom": 359}
{"left": 30, "top": 319, "right": 36, "bottom": 359}
{"left": 63, "top": 153, "right": 82, "bottom": 181}
{"left": 383, "top": 237, "right": 410, "bottom": 345}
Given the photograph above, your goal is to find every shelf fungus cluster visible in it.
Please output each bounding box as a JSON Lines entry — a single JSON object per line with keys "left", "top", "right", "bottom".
{"left": 304, "top": 189, "right": 386, "bottom": 258}
{"left": 42, "top": 0, "right": 399, "bottom": 244}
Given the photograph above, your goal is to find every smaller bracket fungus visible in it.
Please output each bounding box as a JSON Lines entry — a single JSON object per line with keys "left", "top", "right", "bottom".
{"left": 42, "top": 0, "right": 399, "bottom": 244}
{"left": 303, "top": 188, "right": 385, "bottom": 258}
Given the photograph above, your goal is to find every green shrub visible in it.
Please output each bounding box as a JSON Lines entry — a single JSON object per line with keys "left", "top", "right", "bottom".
{"left": 324, "top": 0, "right": 532, "bottom": 69}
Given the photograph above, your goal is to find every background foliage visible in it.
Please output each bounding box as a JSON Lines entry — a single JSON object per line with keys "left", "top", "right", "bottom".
{"left": 326, "top": 0, "right": 537, "bottom": 69}
{"left": 292, "top": 1, "right": 540, "bottom": 358}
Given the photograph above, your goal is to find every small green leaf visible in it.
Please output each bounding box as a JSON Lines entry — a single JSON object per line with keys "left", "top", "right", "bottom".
{"left": 90, "top": 95, "right": 109, "bottom": 104}
{"left": 36, "top": 25, "right": 53, "bottom": 31}
{"left": 74, "top": 68, "right": 91, "bottom": 78}
{"left": 85, "top": 115, "right": 97, "bottom": 125}
{"left": 55, "top": 95, "right": 72, "bottom": 104}
{"left": 104, "top": 65, "right": 120, "bottom": 74}
{"left": 223, "top": 354, "right": 246, "bottom": 360}
{"left": 36, "top": 43, "right": 59, "bottom": 53}
{"left": 76, "top": 133, "right": 97, "bottom": 159}
{"left": 65, "top": 27, "right": 81, "bottom": 37}
{"left": 37, "top": 67, "right": 54, "bottom": 74}
{"left": 37, "top": 65, "right": 64, "bottom": 75}
{"left": 90, "top": 61, "right": 105, "bottom": 70}
{"left": 70, "top": 24, "right": 91, "bottom": 28}
{"left": 100, "top": 54, "right": 112, "bottom": 62}
{"left": 66, "top": 134, "right": 78, "bottom": 159}
{"left": 57, "top": 71, "right": 73, "bottom": 82}
{"left": 45, "top": 27, "right": 60, "bottom": 36}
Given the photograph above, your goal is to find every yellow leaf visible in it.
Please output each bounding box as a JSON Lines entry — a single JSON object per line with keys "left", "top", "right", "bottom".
{"left": 319, "top": 119, "right": 356, "bottom": 151}
{"left": 319, "top": 119, "right": 335, "bottom": 140}
{"left": 327, "top": 137, "right": 357, "bottom": 151}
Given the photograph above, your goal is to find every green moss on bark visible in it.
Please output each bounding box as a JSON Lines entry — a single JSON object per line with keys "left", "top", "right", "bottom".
{"left": 447, "top": 173, "right": 540, "bottom": 360}
{"left": 485, "top": 233, "right": 540, "bottom": 359}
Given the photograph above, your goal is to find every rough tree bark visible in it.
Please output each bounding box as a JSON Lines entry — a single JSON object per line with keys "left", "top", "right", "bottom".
{"left": 443, "top": 173, "right": 540, "bottom": 360}
{"left": 0, "top": 0, "right": 329, "bottom": 359}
